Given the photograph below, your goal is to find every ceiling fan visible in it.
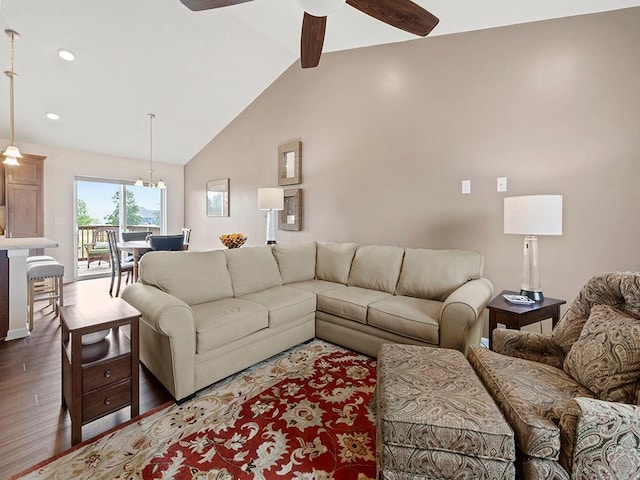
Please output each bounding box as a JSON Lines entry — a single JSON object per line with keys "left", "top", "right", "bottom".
{"left": 180, "top": 0, "right": 439, "bottom": 68}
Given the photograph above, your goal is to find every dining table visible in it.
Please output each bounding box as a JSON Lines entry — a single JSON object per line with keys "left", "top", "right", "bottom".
{"left": 117, "top": 240, "right": 152, "bottom": 281}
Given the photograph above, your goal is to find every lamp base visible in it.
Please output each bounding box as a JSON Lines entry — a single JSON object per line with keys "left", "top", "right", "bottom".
{"left": 265, "top": 209, "right": 278, "bottom": 245}
{"left": 520, "top": 289, "right": 544, "bottom": 302}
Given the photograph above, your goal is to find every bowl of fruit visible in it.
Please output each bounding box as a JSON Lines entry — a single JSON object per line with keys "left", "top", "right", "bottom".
{"left": 220, "top": 233, "right": 247, "bottom": 249}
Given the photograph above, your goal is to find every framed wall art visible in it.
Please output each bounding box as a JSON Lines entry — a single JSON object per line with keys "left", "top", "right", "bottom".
{"left": 279, "top": 188, "right": 302, "bottom": 231}
{"left": 206, "top": 178, "right": 229, "bottom": 217}
{"left": 278, "top": 140, "right": 302, "bottom": 186}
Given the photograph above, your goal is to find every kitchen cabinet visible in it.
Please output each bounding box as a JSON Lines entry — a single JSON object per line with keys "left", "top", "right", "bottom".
{"left": 3, "top": 154, "right": 45, "bottom": 238}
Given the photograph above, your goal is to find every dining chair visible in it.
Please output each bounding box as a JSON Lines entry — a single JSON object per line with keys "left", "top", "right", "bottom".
{"left": 122, "top": 231, "right": 152, "bottom": 241}
{"left": 149, "top": 234, "right": 185, "bottom": 252}
{"left": 181, "top": 228, "right": 191, "bottom": 250}
{"left": 122, "top": 231, "right": 152, "bottom": 262}
{"left": 107, "top": 230, "right": 134, "bottom": 297}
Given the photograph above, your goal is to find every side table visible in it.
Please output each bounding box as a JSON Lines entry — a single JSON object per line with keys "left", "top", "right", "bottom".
{"left": 487, "top": 290, "right": 566, "bottom": 350}
{"left": 60, "top": 298, "right": 140, "bottom": 445}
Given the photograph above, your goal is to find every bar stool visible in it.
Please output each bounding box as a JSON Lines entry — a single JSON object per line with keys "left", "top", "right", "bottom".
{"left": 27, "top": 260, "right": 64, "bottom": 332}
{"left": 26, "top": 255, "right": 56, "bottom": 263}
{"left": 26, "top": 255, "right": 57, "bottom": 306}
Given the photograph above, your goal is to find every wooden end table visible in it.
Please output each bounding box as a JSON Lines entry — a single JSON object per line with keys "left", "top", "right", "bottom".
{"left": 60, "top": 298, "right": 140, "bottom": 445}
{"left": 487, "top": 290, "right": 566, "bottom": 350}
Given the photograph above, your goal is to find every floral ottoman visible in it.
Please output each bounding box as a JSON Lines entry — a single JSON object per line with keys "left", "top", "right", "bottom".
{"left": 376, "top": 344, "right": 515, "bottom": 479}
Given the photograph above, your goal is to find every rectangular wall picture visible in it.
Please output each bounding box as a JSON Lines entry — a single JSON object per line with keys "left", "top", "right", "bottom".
{"left": 206, "top": 178, "right": 229, "bottom": 217}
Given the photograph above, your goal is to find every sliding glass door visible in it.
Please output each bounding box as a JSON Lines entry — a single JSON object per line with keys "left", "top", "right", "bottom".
{"left": 75, "top": 178, "right": 165, "bottom": 278}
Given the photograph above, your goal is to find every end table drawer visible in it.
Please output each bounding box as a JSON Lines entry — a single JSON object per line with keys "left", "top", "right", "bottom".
{"left": 82, "top": 356, "right": 131, "bottom": 393}
{"left": 82, "top": 378, "right": 132, "bottom": 422}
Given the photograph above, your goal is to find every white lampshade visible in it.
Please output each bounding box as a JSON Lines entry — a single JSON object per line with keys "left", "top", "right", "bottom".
{"left": 258, "top": 188, "right": 284, "bottom": 211}
{"left": 504, "top": 195, "right": 563, "bottom": 236}
{"left": 293, "top": 0, "right": 346, "bottom": 17}
{"left": 2, "top": 145, "right": 22, "bottom": 165}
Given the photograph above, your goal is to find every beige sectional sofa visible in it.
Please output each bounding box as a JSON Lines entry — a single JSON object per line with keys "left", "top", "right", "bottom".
{"left": 122, "top": 241, "right": 493, "bottom": 400}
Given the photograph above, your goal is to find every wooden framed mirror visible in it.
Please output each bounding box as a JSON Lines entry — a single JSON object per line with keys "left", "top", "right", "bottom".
{"left": 278, "top": 140, "right": 302, "bottom": 186}
{"left": 279, "top": 188, "right": 302, "bottom": 231}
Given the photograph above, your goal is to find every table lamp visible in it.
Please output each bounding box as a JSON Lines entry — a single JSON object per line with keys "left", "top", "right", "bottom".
{"left": 258, "top": 188, "right": 284, "bottom": 245}
{"left": 504, "top": 195, "right": 563, "bottom": 301}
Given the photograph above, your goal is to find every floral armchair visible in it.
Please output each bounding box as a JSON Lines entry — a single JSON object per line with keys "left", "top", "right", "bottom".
{"left": 468, "top": 272, "right": 640, "bottom": 479}
{"left": 84, "top": 226, "right": 118, "bottom": 268}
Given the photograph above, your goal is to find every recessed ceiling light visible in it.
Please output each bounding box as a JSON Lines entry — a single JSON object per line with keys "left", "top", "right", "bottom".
{"left": 45, "top": 112, "right": 60, "bottom": 120}
{"left": 57, "top": 49, "right": 75, "bottom": 61}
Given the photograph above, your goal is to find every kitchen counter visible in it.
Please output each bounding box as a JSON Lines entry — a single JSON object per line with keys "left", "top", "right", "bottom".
{"left": 1, "top": 237, "right": 59, "bottom": 340}
{"left": 0, "top": 237, "right": 59, "bottom": 250}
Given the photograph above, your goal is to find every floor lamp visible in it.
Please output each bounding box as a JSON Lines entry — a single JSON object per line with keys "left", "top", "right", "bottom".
{"left": 258, "top": 188, "right": 284, "bottom": 245}
{"left": 504, "top": 195, "right": 563, "bottom": 301}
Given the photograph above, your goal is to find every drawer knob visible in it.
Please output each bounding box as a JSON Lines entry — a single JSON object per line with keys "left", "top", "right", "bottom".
{"left": 104, "top": 397, "right": 111, "bottom": 406}
{"left": 104, "top": 370, "right": 111, "bottom": 378}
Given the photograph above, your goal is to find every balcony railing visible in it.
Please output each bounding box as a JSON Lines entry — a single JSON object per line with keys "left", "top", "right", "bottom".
{"left": 77, "top": 225, "right": 160, "bottom": 261}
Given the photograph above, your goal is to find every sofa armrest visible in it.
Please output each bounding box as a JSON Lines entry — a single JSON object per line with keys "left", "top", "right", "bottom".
{"left": 122, "top": 283, "right": 194, "bottom": 336}
{"left": 493, "top": 329, "right": 565, "bottom": 369}
{"left": 122, "top": 283, "right": 196, "bottom": 399}
{"left": 439, "top": 277, "right": 494, "bottom": 354}
{"left": 562, "top": 398, "right": 640, "bottom": 479}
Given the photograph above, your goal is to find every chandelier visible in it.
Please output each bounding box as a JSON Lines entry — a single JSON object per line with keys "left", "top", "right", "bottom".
{"left": 2, "top": 29, "right": 22, "bottom": 166}
{"left": 135, "top": 113, "right": 166, "bottom": 189}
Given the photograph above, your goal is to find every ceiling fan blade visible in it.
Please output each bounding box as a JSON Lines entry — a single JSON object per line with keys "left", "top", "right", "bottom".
{"left": 346, "top": 0, "right": 439, "bottom": 36}
{"left": 180, "top": 0, "right": 254, "bottom": 11}
{"left": 301, "top": 13, "right": 327, "bottom": 69}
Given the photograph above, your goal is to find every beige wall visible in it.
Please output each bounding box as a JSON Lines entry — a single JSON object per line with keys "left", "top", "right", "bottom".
{"left": 185, "top": 8, "right": 640, "bottom": 333}
{"left": 1, "top": 138, "right": 185, "bottom": 283}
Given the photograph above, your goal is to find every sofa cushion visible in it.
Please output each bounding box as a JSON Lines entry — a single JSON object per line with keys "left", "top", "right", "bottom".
{"left": 192, "top": 298, "right": 268, "bottom": 354}
{"left": 396, "top": 249, "right": 483, "bottom": 301}
{"left": 368, "top": 296, "right": 441, "bottom": 345}
{"left": 225, "top": 246, "right": 283, "bottom": 296}
{"left": 468, "top": 345, "right": 595, "bottom": 461}
{"left": 552, "top": 272, "right": 640, "bottom": 355}
{"left": 317, "top": 285, "right": 391, "bottom": 324}
{"left": 241, "top": 286, "right": 316, "bottom": 328}
{"left": 272, "top": 242, "right": 317, "bottom": 284}
{"left": 564, "top": 305, "right": 640, "bottom": 404}
{"left": 139, "top": 250, "right": 234, "bottom": 306}
{"left": 315, "top": 242, "right": 358, "bottom": 284}
{"left": 348, "top": 245, "right": 404, "bottom": 294}
{"left": 287, "top": 279, "right": 344, "bottom": 294}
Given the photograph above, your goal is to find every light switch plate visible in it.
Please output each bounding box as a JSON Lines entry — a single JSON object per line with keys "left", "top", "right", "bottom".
{"left": 497, "top": 177, "right": 507, "bottom": 192}
{"left": 462, "top": 180, "right": 471, "bottom": 194}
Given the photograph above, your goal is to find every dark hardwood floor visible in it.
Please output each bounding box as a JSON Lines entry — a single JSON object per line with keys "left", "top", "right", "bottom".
{"left": 0, "top": 277, "right": 174, "bottom": 479}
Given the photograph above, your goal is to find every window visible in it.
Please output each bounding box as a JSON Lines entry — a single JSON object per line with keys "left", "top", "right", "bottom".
{"left": 75, "top": 178, "right": 165, "bottom": 277}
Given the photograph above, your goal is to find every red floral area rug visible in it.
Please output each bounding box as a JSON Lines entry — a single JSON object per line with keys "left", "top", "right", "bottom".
{"left": 16, "top": 340, "right": 377, "bottom": 480}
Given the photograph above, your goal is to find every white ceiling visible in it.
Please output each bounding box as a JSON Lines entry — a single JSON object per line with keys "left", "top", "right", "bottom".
{"left": 1, "top": 0, "right": 639, "bottom": 165}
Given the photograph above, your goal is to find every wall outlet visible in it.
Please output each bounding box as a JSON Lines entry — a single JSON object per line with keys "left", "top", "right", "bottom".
{"left": 461, "top": 180, "right": 471, "bottom": 194}
{"left": 497, "top": 177, "right": 507, "bottom": 192}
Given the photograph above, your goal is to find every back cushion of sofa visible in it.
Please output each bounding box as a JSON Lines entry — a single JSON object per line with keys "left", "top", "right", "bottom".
{"left": 139, "top": 250, "right": 233, "bottom": 305}
{"left": 397, "top": 249, "right": 484, "bottom": 301}
{"left": 316, "top": 242, "right": 358, "bottom": 284}
{"left": 272, "top": 242, "right": 317, "bottom": 284}
{"left": 348, "top": 245, "right": 405, "bottom": 294}
{"left": 225, "top": 246, "right": 283, "bottom": 296}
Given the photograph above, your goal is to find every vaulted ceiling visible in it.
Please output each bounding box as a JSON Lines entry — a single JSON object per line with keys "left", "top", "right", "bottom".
{"left": 1, "top": 0, "right": 639, "bottom": 165}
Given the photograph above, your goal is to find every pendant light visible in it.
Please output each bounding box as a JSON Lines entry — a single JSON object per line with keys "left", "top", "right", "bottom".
{"left": 135, "top": 113, "right": 166, "bottom": 189}
{"left": 2, "top": 29, "right": 22, "bottom": 166}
